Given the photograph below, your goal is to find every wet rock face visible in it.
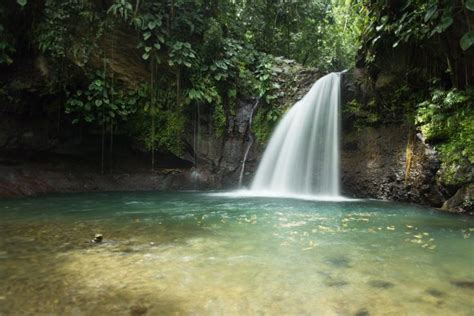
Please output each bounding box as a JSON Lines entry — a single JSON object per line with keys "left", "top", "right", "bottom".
{"left": 340, "top": 125, "right": 445, "bottom": 206}
{"left": 181, "top": 97, "right": 263, "bottom": 189}
{"left": 442, "top": 184, "right": 474, "bottom": 214}
{"left": 186, "top": 63, "right": 321, "bottom": 189}
{"left": 91, "top": 234, "right": 103, "bottom": 243}
{"left": 339, "top": 68, "right": 473, "bottom": 212}
{"left": 0, "top": 117, "right": 52, "bottom": 152}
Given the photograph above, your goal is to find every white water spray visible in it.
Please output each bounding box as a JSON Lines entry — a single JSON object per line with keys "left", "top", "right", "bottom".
{"left": 251, "top": 72, "right": 342, "bottom": 197}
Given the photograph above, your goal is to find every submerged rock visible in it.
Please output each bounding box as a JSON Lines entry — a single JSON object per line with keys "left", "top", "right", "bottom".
{"left": 368, "top": 280, "right": 394, "bottom": 289}
{"left": 426, "top": 288, "right": 445, "bottom": 298}
{"left": 441, "top": 184, "right": 473, "bottom": 214}
{"left": 325, "top": 279, "right": 349, "bottom": 287}
{"left": 355, "top": 308, "right": 370, "bottom": 316}
{"left": 451, "top": 280, "right": 474, "bottom": 289}
{"left": 130, "top": 304, "right": 148, "bottom": 316}
{"left": 324, "top": 256, "right": 351, "bottom": 268}
{"left": 91, "top": 234, "right": 103, "bottom": 243}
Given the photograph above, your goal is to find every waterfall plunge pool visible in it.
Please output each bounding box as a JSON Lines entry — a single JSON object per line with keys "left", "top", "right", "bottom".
{"left": 1, "top": 191, "right": 473, "bottom": 315}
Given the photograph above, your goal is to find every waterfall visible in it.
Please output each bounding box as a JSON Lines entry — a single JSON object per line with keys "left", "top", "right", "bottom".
{"left": 251, "top": 72, "right": 342, "bottom": 197}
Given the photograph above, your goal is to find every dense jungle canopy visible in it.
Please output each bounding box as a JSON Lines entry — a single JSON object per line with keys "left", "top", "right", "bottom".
{"left": 0, "top": 0, "right": 473, "bottom": 188}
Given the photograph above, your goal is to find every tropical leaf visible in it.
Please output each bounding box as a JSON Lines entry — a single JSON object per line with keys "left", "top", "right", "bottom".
{"left": 466, "top": 0, "right": 474, "bottom": 11}
{"left": 460, "top": 31, "right": 474, "bottom": 51}
{"left": 424, "top": 4, "right": 437, "bottom": 22}
{"left": 437, "top": 15, "right": 453, "bottom": 32}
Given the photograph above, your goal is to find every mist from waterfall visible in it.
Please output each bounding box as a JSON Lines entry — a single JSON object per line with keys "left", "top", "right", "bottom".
{"left": 250, "top": 72, "right": 342, "bottom": 197}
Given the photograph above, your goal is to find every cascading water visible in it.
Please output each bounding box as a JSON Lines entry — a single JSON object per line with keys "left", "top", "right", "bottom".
{"left": 251, "top": 72, "right": 342, "bottom": 197}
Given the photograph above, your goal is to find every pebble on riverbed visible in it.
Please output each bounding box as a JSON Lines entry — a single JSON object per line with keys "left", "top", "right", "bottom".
{"left": 90, "top": 234, "right": 103, "bottom": 243}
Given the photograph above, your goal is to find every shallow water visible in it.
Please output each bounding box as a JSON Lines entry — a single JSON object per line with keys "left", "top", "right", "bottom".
{"left": 0, "top": 192, "right": 473, "bottom": 315}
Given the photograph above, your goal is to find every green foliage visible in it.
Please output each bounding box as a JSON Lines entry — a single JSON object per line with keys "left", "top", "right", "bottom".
{"left": 36, "top": 0, "right": 105, "bottom": 63}
{"left": 186, "top": 77, "right": 220, "bottom": 105}
{"left": 344, "top": 83, "right": 424, "bottom": 128}
{"left": 0, "top": 24, "right": 14, "bottom": 65}
{"left": 365, "top": 0, "right": 458, "bottom": 49}
{"left": 129, "top": 105, "right": 186, "bottom": 156}
{"left": 253, "top": 106, "right": 284, "bottom": 144}
{"left": 232, "top": 0, "right": 367, "bottom": 72}
{"left": 467, "top": 0, "right": 474, "bottom": 11}
{"left": 361, "top": 0, "right": 474, "bottom": 88}
{"left": 107, "top": 0, "right": 133, "bottom": 21}
{"left": 292, "top": 0, "right": 369, "bottom": 71}
{"left": 254, "top": 54, "right": 280, "bottom": 101}
{"left": 343, "top": 99, "right": 380, "bottom": 129}
{"left": 65, "top": 71, "right": 138, "bottom": 125}
{"left": 3, "top": 0, "right": 372, "bottom": 158}
{"left": 416, "top": 88, "right": 474, "bottom": 185}
{"left": 0, "top": 5, "right": 14, "bottom": 65}
{"left": 212, "top": 103, "right": 226, "bottom": 137}
{"left": 460, "top": 32, "right": 474, "bottom": 51}
{"left": 146, "top": 109, "right": 186, "bottom": 156}
{"left": 168, "top": 41, "right": 196, "bottom": 68}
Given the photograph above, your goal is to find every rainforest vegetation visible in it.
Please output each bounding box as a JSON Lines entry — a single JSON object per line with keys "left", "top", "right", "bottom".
{"left": 2, "top": 3, "right": 474, "bottom": 314}
{"left": 0, "top": 0, "right": 473, "bottom": 188}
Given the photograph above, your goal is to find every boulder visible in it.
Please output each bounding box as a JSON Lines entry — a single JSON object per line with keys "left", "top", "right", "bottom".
{"left": 441, "top": 184, "right": 473, "bottom": 214}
